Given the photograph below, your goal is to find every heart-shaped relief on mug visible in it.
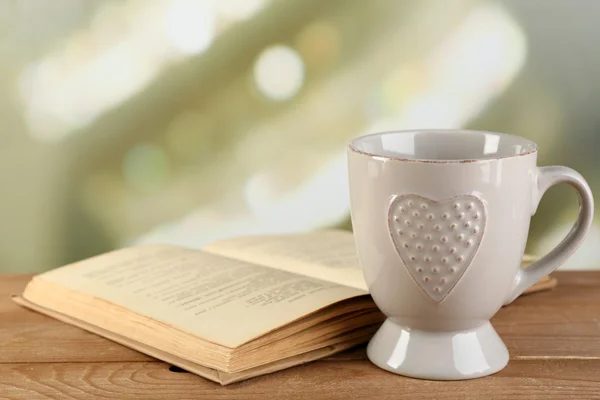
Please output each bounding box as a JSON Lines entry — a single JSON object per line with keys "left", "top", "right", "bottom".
{"left": 388, "top": 194, "right": 487, "bottom": 302}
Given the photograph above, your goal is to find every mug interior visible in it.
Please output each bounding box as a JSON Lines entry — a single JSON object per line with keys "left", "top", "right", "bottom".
{"left": 349, "top": 130, "right": 537, "bottom": 162}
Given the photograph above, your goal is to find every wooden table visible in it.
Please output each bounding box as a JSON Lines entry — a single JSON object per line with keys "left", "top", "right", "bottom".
{"left": 1, "top": 272, "right": 600, "bottom": 399}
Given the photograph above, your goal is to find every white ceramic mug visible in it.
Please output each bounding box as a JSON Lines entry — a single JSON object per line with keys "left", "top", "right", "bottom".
{"left": 348, "top": 129, "right": 594, "bottom": 380}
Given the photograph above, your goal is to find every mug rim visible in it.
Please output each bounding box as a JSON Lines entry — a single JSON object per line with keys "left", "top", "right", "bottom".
{"left": 348, "top": 129, "right": 538, "bottom": 164}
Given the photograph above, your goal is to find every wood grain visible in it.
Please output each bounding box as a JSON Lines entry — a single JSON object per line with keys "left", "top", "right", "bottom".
{"left": 0, "top": 360, "right": 599, "bottom": 400}
{"left": 2, "top": 273, "right": 597, "bottom": 363}
{"left": 1, "top": 272, "right": 600, "bottom": 399}
{"left": 494, "top": 271, "right": 600, "bottom": 359}
{"left": 0, "top": 274, "right": 151, "bottom": 363}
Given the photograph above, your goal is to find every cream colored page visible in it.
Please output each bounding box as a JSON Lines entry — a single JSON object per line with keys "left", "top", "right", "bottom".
{"left": 203, "top": 230, "right": 368, "bottom": 291}
{"left": 32, "top": 245, "right": 364, "bottom": 348}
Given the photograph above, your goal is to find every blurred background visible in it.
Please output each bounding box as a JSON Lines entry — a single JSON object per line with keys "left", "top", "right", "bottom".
{"left": 1, "top": 0, "right": 599, "bottom": 273}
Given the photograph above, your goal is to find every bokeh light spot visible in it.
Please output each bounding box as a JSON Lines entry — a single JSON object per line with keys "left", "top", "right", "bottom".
{"left": 165, "top": 0, "right": 215, "bottom": 54}
{"left": 253, "top": 45, "right": 305, "bottom": 101}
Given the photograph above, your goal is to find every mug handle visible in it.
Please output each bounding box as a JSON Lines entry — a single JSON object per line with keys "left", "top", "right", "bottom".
{"left": 504, "top": 166, "right": 594, "bottom": 305}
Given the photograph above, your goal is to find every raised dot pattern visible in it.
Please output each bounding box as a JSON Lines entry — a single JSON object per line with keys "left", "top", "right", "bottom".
{"left": 389, "top": 195, "right": 486, "bottom": 302}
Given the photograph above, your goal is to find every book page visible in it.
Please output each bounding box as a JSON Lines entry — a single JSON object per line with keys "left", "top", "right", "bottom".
{"left": 203, "top": 230, "right": 542, "bottom": 291}
{"left": 29, "top": 244, "right": 365, "bottom": 348}
{"left": 203, "top": 230, "right": 368, "bottom": 291}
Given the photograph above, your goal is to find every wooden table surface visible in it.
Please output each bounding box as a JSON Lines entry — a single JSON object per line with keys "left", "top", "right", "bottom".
{"left": 1, "top": 272, "right": 600, "bottom": 399}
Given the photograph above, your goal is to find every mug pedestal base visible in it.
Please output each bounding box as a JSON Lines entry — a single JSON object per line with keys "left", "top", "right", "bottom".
{"left": 367, "top": 318, "right": 509, "bottom": 380}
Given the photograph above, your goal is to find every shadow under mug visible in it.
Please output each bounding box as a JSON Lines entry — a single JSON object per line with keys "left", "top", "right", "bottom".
{"left": 347, "top": 129, "right": 594, "bottom": 380}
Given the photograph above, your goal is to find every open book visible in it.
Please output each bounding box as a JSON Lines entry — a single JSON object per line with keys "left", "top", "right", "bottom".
{"left": 14, "top": 229, "right": 555, "bottom": 385}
